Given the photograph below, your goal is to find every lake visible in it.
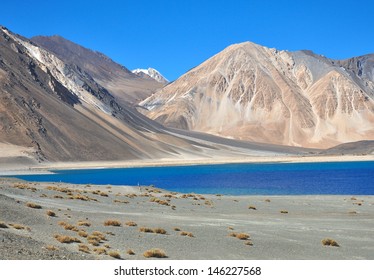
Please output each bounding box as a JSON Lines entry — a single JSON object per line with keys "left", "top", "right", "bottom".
{"left": 9, "top": 161, "right": 374, "bottom": 195}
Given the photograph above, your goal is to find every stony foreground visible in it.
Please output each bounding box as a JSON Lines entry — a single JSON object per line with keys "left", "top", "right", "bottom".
{"left": 1, "top": 178, "right": 373, "bottom": 260}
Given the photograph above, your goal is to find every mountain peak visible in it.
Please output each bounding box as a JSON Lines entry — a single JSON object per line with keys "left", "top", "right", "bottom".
{"left": 132, "top": 68, "right": 169, "bottom": 84}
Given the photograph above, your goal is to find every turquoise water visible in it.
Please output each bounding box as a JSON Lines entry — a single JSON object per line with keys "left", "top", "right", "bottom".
{"left": 9, "top": 161, "right": 374, "bottom": 195}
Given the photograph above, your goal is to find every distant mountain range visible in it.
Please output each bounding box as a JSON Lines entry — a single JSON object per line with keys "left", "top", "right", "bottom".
{"left": 2, "top": 26, "right": 308, "bottom": 163}
{"left": 140, "top": 42, "right": 374, "bottom": 148}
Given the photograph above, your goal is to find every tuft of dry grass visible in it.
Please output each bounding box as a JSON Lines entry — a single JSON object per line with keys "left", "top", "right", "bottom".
{"left": 54, "top": 234, "right": 81, "bottom": 244}
{"left": 46, "top": 210, "right": 56, "bottom": 217}
{"left": 77, "top": 221, "right": 91, "bottom": 227}
{"left": 248, "top": 206, "right": 257, "bottom": 210}
{"left": 139, "top": 227, "right": 154, "bottom": 233}
{"left": 264, "top": 199, "right": 271, "bottom": 202}
{"left": 127, "top": 249, "right": 135, "bottom": 255}
{"left": 91, "top": 231, "right": 106, "bottom": 240}
{"left": 104, "top": 219, "right": 122, "bottom": 227}
{"left": 348, "top": 211, "right": 357, "bottom": 214}
{"left": 125, "top": 221, "right": 137, "bottom": 227}
{"left": 280, "top": 210, "right": 289, "bottom": 214}
{"left": 78, "top": 244, "right": 91, "bottom": 254}
{"left": 229, "top": 232, "right": 250, "bottom": 240}
{"left": 228, "top": 226, "right": 234, "bottom": 230}
{"left": 244, "top": 241, "right": 254, "bottom": 246}
{"left": 0, "top": 221, "right": 8, "bottom": 228}
{"left": 153, "top": 228, "right": 167, "bottom": 234}
{"left": 78, "top": 230, "right": 89, "bottom": 238}
{"left": 9, "top": 223, "right": 28, "bottom": 230}
{"left": 45, "top": 245, "right": 59, "bottom": 251}
{"left": 108, "top": 251, "right": 121, "bottom": 259}
{"left": 180, "top": 231, "right": 194, "bottom": 237}
{"left": 93, "top": 248, "right": 107, "bottom": 255}
{"left": 173, "top": 227, "right": 181, "bottom": 232}
{"left": 26, "top": 202, "right": 42, "bottom": 209}
{"left": 322, "top": 238, "right": 339, "bottom": 247}
{"left": 143, "top": 249, "right": 167, "bottom": 258}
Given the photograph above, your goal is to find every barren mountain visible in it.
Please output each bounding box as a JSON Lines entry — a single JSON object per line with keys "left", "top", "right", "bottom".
{"left": 140, "top": 42, "right": 374, "bottom": 148}
{"left": 31, "top": 35, "right": 163, "bottom": 105}
{"left": 1, "top": 27, "right": 311, "bottom": 164}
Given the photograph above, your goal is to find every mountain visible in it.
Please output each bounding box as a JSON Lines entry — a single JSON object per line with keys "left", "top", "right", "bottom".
{"left": 140, "top": 42, "right": 374, "bottom": 148}
{"left": 132, "top": 68, "right": 169, "bottom": 84}
{"left": 31, "top": 35, "right": 163, "bottom": 105}
{"left": 1, "top": 26, "right": 310, "bottom": 164}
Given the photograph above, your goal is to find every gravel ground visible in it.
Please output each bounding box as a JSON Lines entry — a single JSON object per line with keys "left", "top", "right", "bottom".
{"left": 1, "top": 178, "right": 373, "bottom": 260}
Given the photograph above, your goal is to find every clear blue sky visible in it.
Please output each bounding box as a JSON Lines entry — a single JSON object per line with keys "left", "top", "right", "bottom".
{"left": 2, "top": 0, "right": 373, "bottom": 81}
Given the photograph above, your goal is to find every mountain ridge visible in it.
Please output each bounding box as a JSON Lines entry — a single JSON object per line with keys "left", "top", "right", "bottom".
{"left": 140, "top": 41, "right": 374, "bottom": 148}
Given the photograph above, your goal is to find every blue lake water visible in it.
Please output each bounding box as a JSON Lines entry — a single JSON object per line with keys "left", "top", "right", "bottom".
{"left": 8, "top": 161, "right": 374, "bottom": 195}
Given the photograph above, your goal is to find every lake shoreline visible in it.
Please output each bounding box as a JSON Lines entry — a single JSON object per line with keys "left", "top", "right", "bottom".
{"left": 1, "top": 154, "right": 373, "bottom": 176}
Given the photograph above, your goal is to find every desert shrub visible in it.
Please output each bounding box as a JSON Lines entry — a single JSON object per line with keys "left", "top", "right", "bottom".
{"left": 180, "top": 231, "right": 194, "bottom": 237}
{"left": 91, "top": 231, "right": 106, "bottom": 240}
{"left": 77, "top": 221, "right": 91, "bottom": 227}
{"left": 248, "top": 206, "right": 257, "bottom": 210}
{"left": 9, "top": 223, "right": 26, "bottom": 230}
{"left": 143, "top": 249, "right": 167, "bottom": 258}
{"left": 264, "top": 199, "right": 271, "bottom": 202}
{"left": 78, "top": 244, "right": 91, "bottom": 254}
{"left": 108, "top": 251, "right": 121, "bottom": 259}
{"left": 244, "top": 241, "right": 254, "bottom": 246}
{"left": 322, "top": 238, "right": 339, "bottom": 247}
{"left": 125, "top": 221, "right": 137, "bottom": 227}
{"left": 229, "top": 232, "right": 250, "bottom": 240}
{"left": 153, "top": 228, "right": 167, "bottom": 234}
{"left": 46, "top": 210, "right": 56, "bottom": 217}
{"left": 127, "top": 249, "right": 135, "bottom": 255}
{"left": 45, "top": 245, "right": 58, "bottom": 251}
{"left": 93, "top": 248, "right": 107, "bottom": 255}
{"left": 26, "top": 202, "right": 42, "bottom": 209}
{"left": 104, "top": 220, "right": 121, "bottom": 227}
{"left": 78, "top": 230, "right": 88, "bottom": 238}
{"left": 173, "top": 227, "right": 181, "bottom": 231}
{"left": 280, "top": 210, "right": 289, "bottom": 214}
{"left": 0, "top": 221, "right": 8, "bottom": 228}
{"left": 54, "top": 234, "right": 81, "bottom": 244}
{"left": 139, "top": 227, "right": 153, "bottom": 233}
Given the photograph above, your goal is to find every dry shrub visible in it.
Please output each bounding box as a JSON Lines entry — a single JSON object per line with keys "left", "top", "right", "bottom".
{"left": 143, "top": 249, "right": 167, "bottom": 258}
{"left": 139, "top": 227, "right": 153, "bottom": 233}
{"left": 348, "top": 211, "right": 357, "bottom": 214}
{"left": 78, "top": 230, "right": 88, "bottom": 238}
{"left": 93, "top": 248, "right": 107, "bottom": 255}
{"left": 228, "top": 226, "right": 234, "bottom": 230}
{"left": 229, "top": 232, "right": 250, "bottom": 240}
{"left": 322, "top": 238, "right": 339, "bottom": 247}
{"left": 78, "top": 244, "right": 91, "bottom": 254}
{"left": 0, "top": 221, "right": 8, "bottom": 228}
{"left": 125, "top": 221, "right": 137, "bottom": 227}
{"left": 180, "top": 231, "right": 194, "bottom": 237}
{"left": 63, "top": 224, "right": 79, "bottom": 232}
{"left": 45, "top": 245, "right": 58, "bottom": 251}
{"left": 77, "top": 221, "right": 91, "bottom": 227}
{"left": 46, "top": 210, "right": 56, "bottom": 217}
{"left": 244, "top": 241, "right": 254, "bottom": 246}
{"left": 104, "top": 220, "right": 121, "bottom": 227}
{"left": 264, "top": 199, "right": 271, "bottom": 202}
{"left": 127, "top": 249, "right": 135, "bottom": 255}
{"left": 9, "top": 223, "right": 27, "bottom": 230}
{"left": 248, "top": 206, "right": 257, "bottom": 210}
{"left": 280, "top": 210, "right": 289, "bottom": 214}
{"left": 108, "top": 251, "right": 121, "bottom": 259}
{"left": 26, "top": 202, "right": 42, "bottom": 209}
{"left": 92, "top": 231, "right": 106, "bottom": 240}
{"left": 54, "top": 234, "right": 81, "bottom": 244}
{"left": 173, "top": 227, "right": 181, "bottom": 232}
{"left": 153, "top": 228, "right": 167, "bottom": 234}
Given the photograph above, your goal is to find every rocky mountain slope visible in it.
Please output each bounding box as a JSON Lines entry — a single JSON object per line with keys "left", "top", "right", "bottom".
{"left": 140, "top": 42, "right": 374, "bottom": 148}
{"left": 1, "top": 27, "right": 310, "bottom": 163}
{"left": 31, "top": 35, "right": 163, "bottom": 105}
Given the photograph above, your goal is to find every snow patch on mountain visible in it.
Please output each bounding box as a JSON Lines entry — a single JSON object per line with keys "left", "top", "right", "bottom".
{"left": 132, "top": 68, "right": 169, "bottom": 84}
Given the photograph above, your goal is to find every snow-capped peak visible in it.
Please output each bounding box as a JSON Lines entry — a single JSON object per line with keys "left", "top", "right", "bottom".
{"left": 132, "top": 68, "right": 169, "bottom": 84}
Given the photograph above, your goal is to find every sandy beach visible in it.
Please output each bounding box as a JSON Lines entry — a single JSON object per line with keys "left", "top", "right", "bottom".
{"left": 1, "top": 178, "right": 373, "bottom": 260}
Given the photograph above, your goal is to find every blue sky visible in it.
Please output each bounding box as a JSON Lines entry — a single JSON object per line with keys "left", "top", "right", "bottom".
{"left": 2, "top": 0, "right": 373, "bottom": 81}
